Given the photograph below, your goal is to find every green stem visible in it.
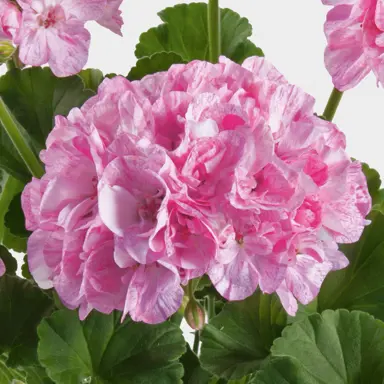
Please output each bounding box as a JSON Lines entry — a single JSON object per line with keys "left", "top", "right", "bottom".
{"left": 6, "top": 60, "right": 16, "bottom": 71}
{"left": 0, "top": 98, "right": 44, "bottom": 178}
{"left": 193, "top": 330, "right": 200, "bottom": 355}
{"left": 208, "top": 0, "right": 221, "bottom": 63}
{"left": 207, "top": 295, "right": 215, "bottom": 321}
{"left": 322, "top": 87, "right": 343, "bottom": 122}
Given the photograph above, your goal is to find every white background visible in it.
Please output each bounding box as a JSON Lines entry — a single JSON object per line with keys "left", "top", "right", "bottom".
{"left": 2, "top": 0, "right": 384, "bottom": 345}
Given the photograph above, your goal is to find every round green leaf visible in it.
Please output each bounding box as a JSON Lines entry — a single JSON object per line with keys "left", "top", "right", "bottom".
{"left": 78, "top": 69, "right": 104, "bottom": 92}
{"left": 38, "top": 309, "right": 186, "bottom": 384}
{"left": 5, "top": 192, "right": 30, "bottom": 238}
{"left": 128, "top": 52, "right": 185, "bottom": 81}
{"left": 0, "top": 170, "right": 26, "bottom": 252}
{"left": 255, "top": 309, "right": 384, "bottom": 383}
{"left": 250, "top": 357, "right": 319, "bottom": 384}
{"left": 135, "top": 4, "right": 263, "bottom": 64}
{"left": 0, "top": 245, "right": 17, "bottom": 275}
{"left": 0, "top": 67, "right": 94, "bottom": 153}
{"left": 0, "top": 275, "right": 53, "bottom": 364}
{"left": 181, "top": 345, "right": 212, "bottom": 384}
{"left": 200, "top": 290, "right": 286, "bottom": 380}
{"left": 318, "top": 209, "right": 384, "bottom": 320}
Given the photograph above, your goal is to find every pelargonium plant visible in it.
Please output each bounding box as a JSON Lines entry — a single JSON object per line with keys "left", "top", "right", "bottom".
{"left": 0, "top": 0, "right": 383, "bottom": 383}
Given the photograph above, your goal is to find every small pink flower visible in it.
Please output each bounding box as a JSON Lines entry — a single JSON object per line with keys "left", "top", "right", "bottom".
{"left": 0, "top": 0, "right": 21, "bottom": 40}
{"left": 14, "top": 0, "right": 123, "bottom": 77}
{"left": 322, "top": 0, "right": 384, "bottom": 90}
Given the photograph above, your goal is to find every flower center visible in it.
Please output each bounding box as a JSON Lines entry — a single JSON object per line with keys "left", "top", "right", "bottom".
{"left": 37, "top": 6, "right": 64, "bottom": 29}
{"left": 137, "top": 195, "right": 162, "bottom": 222}
{"left": 235, "top": 232, "right": 244, "bottom": 245}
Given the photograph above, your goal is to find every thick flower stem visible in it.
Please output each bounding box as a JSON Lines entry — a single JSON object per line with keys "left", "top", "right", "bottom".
{"left": 207, "top": 295, "right": 215, "bottom": 321}
{"left": 0, "top": 97, "right": 44, "bottom": 178}
{"left": 322, "top": 87, "right": 344, "bottom": 122}
{"left": 6, "top": 60, "right": 16, "bottom": 71}
{"left": 208, "top": 0, "right": 221, "bottom": 63}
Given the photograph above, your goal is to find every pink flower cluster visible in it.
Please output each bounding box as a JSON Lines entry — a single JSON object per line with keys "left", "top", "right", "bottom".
{"left": 323, "top": 0, "right": 384, "bottom": 90}
{"left": 0, "top": 0, "right": 123, "bottom": 77}
{"left": 22, "top": 56, "right": 371, "bottom": 323}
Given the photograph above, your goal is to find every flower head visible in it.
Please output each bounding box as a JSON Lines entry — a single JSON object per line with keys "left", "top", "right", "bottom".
{"left": 322, "top": 0, "right": 384, "bottom": 90}
{"left": 22, "top": 57, "right": 371, "bottom": 322}
{"left": 12, "top": 0, "right": 124, "bottom": 76}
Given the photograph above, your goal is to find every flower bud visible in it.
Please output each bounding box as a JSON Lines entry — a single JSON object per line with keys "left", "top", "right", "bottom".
{"left": 184, "top": 299, "right": 206, "bottom": 330}
{"left": 0, "top": 40, "right": 15, "bottom": 65}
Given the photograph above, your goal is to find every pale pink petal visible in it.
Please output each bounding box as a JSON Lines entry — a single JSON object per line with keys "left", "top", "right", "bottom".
{"left": 124, "top": 263, "right": 183, "bottom": 324}
{"left": 0, "top": 0, "right": 21, "bottom": 40}
{"left": 323, "top": 162, "right": 371, "bottom": 243}
{"left": 99, "top": 185, "right": 138, "bottom": 237}
{"left": 375, "top": 0, "right": 384, "bottom": 31}
{"left": 18, "top": 21, "right": 49, "bottom": 66}
{"left": 28, "top": 229, "right": 63, "bottom": 289}
{"left": 242, "top": 56, "right": 287, "bottom": 83}
{"left": 21, "top": 178, "right": 42, "bottom": 231}
{"left": 96, "top": 0, "right": 123, "bottom": 35}
{"left": 208, "top": 258, "right": 259, "bottom": 301}
{"left": 61, "top": 0, "right": 107, "bottom": 21}
{"left": 276, "top": 280, "right": 298, "bottom": 316}
{"left": 45, "top": 20, "right": 90, "bottom": 77}
{"left": 285, "top": 255, "right": 333, "bottom": 305}
{"left": 84, "top": 240, "right": 127, "bottom": 314}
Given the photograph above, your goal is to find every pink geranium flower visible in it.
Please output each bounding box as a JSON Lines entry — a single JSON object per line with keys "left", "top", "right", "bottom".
{"left": 13, "top": 0, "right": 123, "bottom": 76}
{"left": 322, "top": 0, "right": 384, "bottom": 90}
{"left": 0, "top": 0, "right": 21, "bottom": 40}
{"left": 22, "top": 56, "right": 370, "bottom": 322}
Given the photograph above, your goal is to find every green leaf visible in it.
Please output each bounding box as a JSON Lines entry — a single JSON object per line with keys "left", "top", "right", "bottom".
{"left": 200, "top": 290, "right": 287, "bottom": 380}
{"left": 361, "top": 163, "right": 384, "bottom": 209}
{"left": 362, "top": 163, "right": 381, "bottom": 198}
{"left": 0, "top": 67, "right": 94, "bottom": 153}
{"left": 0, "top": 353, "right": 25, "bottom": 383}
{"left": 24, "top": 365, "right": 53, "bottom": 384}
{"left": 0, "top": 245, "right": 17, "bottom": 275}
{"left": 135, "top": 4, "right": 263, "bottom": 63}
{"left": 181, "top": 345, "right": 212, "bottom": 384}
{"left": 287, "top": 299, "right": 318, "bottom": 324}
{"left": 38, "top": 309, "right": 186, "bottom": 384}
{"left": 0, "top": 170, "right": 26, "bottom": 252}
{"left": 21, "top": 254, "right": 32, "bottom": 280}
{"left": 78, "top": 69, "right": 104, "bottom": 92}
{"left": 128, "top": 52, "right": 185, "bottom": 81}
{"left": 318, "top": 209, "right": 384, "bottom": 320}
{"left": 5, "top": 192, "right": 30, "bottom": 238}
{"left": 0, "top": 275, "right": 53, "bottom": 365}
{"left": 254, "top": 309, "right": 384, "bottom": 384}
{"left": 250, "top": 357, "right": 320, "bottom": 384}
{"left": 230, "top": 40, "right": 264, "bottom": 64}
